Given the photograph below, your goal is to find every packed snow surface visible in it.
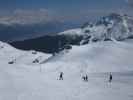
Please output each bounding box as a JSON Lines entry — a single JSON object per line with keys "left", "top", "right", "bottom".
{"left": 0, "top": 40, "right": 133, "bottom": 100}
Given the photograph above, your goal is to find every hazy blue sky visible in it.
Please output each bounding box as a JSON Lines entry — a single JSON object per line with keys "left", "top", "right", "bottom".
{"left": 0, "top": 0, "right": 126, "bottom": 9}
{"left": 0, "top": 0, "right": 132, "bottom": 21}
{"left": 0, "top": 0, "right": 130, "bottom": 12}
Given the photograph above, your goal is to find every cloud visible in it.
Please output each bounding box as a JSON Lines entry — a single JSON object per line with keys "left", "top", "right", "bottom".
{"left": 0, "top": 7, "right": 132, "bottom": 26}
{"left": 0, "top": 9, "right": 58, "bottom": 25}
{"left": 59, "top": 9, "right": 122, "bottom": 21}
{"left": 14, "top": 9, "right": 49, "bottom": 16}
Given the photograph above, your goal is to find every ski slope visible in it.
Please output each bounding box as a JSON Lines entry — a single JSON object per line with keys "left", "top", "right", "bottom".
{"left": 0, "top": 40, "right": 133, "bottom": 100}
{"left": 0, "top": 41, "right": 51, "bottom": 65}
{"left": 43, "top": 41, "right": 133, "bottom": 73}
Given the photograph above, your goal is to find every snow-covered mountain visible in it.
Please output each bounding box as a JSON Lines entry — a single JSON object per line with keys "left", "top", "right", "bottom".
{"left": 10, "top": 13, "right": 133, "bottom": 54}
{"left": 59, "top": 13, "right": 133, "bottom": 45}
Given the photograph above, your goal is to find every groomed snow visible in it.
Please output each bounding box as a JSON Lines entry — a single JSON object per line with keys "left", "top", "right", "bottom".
{"left": 0, "top": 40, "right": 133, "bottom": 100}
{"left": 43, "top": 41, "right": 133, "bottom": 73}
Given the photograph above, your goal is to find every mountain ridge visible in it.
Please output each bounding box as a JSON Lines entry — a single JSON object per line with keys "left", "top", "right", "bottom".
{"left": 10, "top": 13, "right": 133, "bottom": 53}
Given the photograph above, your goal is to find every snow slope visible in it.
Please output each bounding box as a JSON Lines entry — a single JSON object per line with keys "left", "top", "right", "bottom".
{"left": 0, "top": 41, "right": 51, "bottom": 65}
{"left": 42, "top": 41, "right": 133, "bottom": 73}
{"left": 0, "top": 40, "right": 133, "bottom": 100}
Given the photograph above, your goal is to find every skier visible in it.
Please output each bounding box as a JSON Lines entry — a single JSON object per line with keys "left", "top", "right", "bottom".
{"left": 85, "top": 74, "right": 88, "bottom": 81}
{"left": 82, "top": 74, "right": 88, "bottom": 82}
{"left": 109, "top": 73, "right": 112, "bottom": 82}
{"left": 59, "top": 72, "right": 64, "bottom": 80}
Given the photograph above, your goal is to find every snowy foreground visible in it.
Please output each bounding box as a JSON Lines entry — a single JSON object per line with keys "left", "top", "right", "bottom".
{"left": 0, "top": 40, "right": 133, "bottom": 100}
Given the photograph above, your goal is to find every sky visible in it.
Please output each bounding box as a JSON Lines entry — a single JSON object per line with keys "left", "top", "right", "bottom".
{"left": 0, "top": 0, "right": 127, "bottom": 10}
{"left": 0, "top": 0, "right": 131, "bottom": 16}
{"left": 0, "top": 0, "right": 132, "bottom": 23}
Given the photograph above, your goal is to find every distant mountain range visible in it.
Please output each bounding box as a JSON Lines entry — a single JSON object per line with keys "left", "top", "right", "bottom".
{"left": 10, "top": 13, "right": 133, "bottom": 53}
{"left": 0, "top": 10, "right": 80, "bottom": 42}
{"left": 0, "top": 21, "right": 79, "bottom": 42}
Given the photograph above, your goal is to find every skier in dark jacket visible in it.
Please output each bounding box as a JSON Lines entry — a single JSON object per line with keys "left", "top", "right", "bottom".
{"left": 59, "top": 72, "right": 64, "bottom": 80}
{"left": 85, "top": 74, "right": 88, "bottom": 81}
{"left": 109, "top": 73, "right": 112, "bottom": 82}
{"left": 82, "top": 74, "right": 88, "bottom": 82}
